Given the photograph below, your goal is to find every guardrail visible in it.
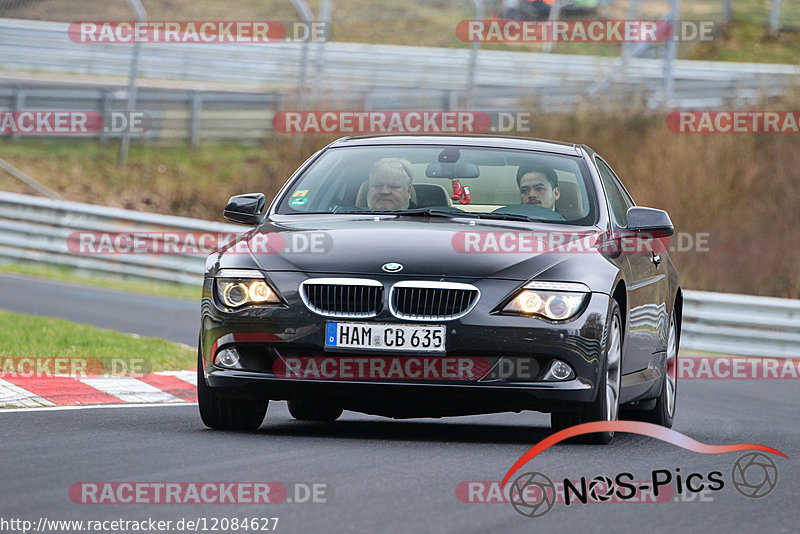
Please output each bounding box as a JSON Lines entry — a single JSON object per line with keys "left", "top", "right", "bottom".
{"left": 0, "top": 191, "right": 797, "bottom": 358}
{"left": 0, "top": 190, "right": 239, "bottom": 285}
{"left": 1, "top": 18, "right": 798, "bottom": 113}
{"left": 0, "top": 81, "right": 284, "bottom": 145}
{"left": 682, "top": 290, "right": 800, "bottom": 358}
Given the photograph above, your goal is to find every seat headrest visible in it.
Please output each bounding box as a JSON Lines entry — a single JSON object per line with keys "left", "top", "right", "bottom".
{"left": 555, "top": 181, "right": 584, "bottom": 220}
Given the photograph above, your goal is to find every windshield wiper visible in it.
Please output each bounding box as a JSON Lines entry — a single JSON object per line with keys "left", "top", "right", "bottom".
{"left": 473, "top": 212, "right": 533, "bottom": 222}
{"left": 329, "top": 208, "right": 477, "bottom": 219}
{"left": 327, "top": 208, "right": 535, "bottom": 222}
{"left": 395, "top": 209, "right": 535, "bottom": 222}
{"left": 397, "top": 208, "right": 481, "bottom": 219}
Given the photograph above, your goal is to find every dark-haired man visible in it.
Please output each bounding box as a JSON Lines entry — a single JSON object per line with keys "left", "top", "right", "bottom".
{"left": 517, "top": 167, "right": 560, "bottom": 211}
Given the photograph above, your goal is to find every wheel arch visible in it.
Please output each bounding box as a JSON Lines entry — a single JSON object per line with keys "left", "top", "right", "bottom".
{"left": 611, "top": 279, "right": 627, "bottom": 334}
{"left": 673, "top": 286, "right": 683, "bottom": 348}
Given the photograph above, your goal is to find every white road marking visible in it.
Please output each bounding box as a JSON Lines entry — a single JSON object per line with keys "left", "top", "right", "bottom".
{"left": 78, "top": 376, "right": 183, "bottom": 404}
{"left": 156, "top": 370, "right": 197, "bottom": 386}
{"left": 0, "top": 378, "right": 56, "bottom": 407}
{"left": 0, "top": 402, "right": 197, "bottom": 413}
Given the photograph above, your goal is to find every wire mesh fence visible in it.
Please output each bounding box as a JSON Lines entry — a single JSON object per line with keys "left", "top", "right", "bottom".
{"left": 0, "top": 0, "right": 797, "bottom": 148}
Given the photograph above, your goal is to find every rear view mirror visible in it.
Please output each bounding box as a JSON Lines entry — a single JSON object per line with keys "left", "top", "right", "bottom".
{"left": 425, "top": 162, "right": 480, "bottom": 179}
{"left": 223, "top": 193, "right": 266, "bottom": 225}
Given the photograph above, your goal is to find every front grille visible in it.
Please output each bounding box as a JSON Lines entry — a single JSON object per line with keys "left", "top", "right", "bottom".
{"left": 300, "top": 278, "right": 383, "bottom": 318}
{"left": 390, "top": 282, "right": 479, "bottom": 321}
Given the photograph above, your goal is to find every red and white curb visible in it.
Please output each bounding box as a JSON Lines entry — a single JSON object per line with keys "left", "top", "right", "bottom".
{"left": 0, "top": 371, "right": 196, "bottom": 407}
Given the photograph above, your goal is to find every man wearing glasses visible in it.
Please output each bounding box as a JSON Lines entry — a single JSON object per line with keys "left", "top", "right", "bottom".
{"left": 366, "top": 158, "right": 415, "bottom": 211}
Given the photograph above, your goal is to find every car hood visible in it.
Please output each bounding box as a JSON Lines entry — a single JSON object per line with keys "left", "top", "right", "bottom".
{"left": 230, "top": 215, "right": 603, "bottom": 282}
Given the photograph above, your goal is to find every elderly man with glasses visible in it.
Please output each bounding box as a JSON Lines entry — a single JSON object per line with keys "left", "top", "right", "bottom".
{"left": 366, "top": 158, "right": 416, "bottom": 211}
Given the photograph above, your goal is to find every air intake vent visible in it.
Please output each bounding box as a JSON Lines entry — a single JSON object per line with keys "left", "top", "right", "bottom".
{"left": 390, "top": 282, "right": 479, "bottom": 321}
{"left": 300, "top": 278, "right": 383, "bottom": 318}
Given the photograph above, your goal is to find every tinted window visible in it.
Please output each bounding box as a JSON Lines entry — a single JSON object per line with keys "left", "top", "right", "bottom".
{"left": 597, "top": 158, "right": 633, "bottom": 227}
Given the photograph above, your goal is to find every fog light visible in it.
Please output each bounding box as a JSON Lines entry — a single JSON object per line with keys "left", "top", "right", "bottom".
{"left": 215, "top": 348, "right": 242, "bottom": 369}
{"left": 543, "top": 359, "right": 575, "bottom": 381}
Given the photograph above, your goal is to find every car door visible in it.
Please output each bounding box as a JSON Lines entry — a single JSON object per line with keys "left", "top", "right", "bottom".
{"left": 596, "top": 157, "right": 669, "bottom": 373}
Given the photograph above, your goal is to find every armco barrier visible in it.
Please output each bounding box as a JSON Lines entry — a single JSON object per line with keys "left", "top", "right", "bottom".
{"left": 1, "top": 191, "right": 797, "bottom": 358}
{"left": 0, "top": 190, "right": 239, "bottom": 285}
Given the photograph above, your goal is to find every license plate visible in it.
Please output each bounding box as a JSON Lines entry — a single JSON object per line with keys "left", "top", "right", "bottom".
{"left": 325, "top": 322, "right": 446, "bottom": 352}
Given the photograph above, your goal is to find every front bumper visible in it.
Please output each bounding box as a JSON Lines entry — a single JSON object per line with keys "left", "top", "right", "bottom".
{"left": 199, "top": 273, "right": 611, "bottom": 416}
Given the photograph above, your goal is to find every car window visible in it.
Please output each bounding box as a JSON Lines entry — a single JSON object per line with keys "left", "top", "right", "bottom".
{"left": 275, "top": 145, "right": 597, "bottom": 225}
{"left": 596, "top": 158, "right": 633, "bottom": 227}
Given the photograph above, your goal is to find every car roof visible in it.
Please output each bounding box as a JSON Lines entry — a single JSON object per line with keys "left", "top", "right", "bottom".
{"left": 327, "top": 134, "right": 583, "bottom": 156}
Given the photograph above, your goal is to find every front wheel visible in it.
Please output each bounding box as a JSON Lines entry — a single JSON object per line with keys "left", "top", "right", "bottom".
{"left": 551, "top": 299, "right": 622, "bottom": 444}
{"left": 197, "top": 350, "right": 268, "bottom": 430}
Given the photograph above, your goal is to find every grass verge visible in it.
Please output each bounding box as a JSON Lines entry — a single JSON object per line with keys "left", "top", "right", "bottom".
{"left": 0, "top": 310, "right": 195, "bottom": 372}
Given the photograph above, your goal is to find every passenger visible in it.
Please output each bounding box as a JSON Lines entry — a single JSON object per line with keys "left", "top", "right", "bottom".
{"left": 367, "top": 158, "right": 415, "bottom": 211}
{"left": 517, "top": 166, "right": 560, "bottom": 211}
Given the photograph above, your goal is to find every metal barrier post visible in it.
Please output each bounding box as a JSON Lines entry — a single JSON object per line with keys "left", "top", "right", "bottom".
{"left": 291, "top": 0, "right": 314, "bottom": 109}
{"left": 770, "top": 0, "right": 782, "bottom": 35}
{"left": 119, "top": 0, "right": 147, "bottom": 166}
{"left": 311, "top": 0, "right": 332, "bottom": 102}
{"left": 190, "top": 92, "right": 203, "bottom": 148}
{"left": 663, "top": 0, "right": 681, "bottom": 108}
{"left": 466, "top": 0, "right": 485, "bottom": 109}
{"left": 722, "top": 0, "right": 732, "bottom": 24}
{"left": 11, "top": 86, "right": 24, "bottom": 143}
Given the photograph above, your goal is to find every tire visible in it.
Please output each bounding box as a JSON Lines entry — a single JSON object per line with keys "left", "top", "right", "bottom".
{"left": 197, "top": 349, "right": 268, "bottom": 430}
{"left": 639, "top": 309, "right": 678, "bottom": 428}
{"left": 551, "top": 299, "right": 623, "bottom": 444}
{"left": 288, "top": 399, "right": 343, "bottom": 422}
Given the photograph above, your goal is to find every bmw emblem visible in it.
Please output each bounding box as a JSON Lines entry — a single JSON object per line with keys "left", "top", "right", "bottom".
{"left": 382, "top": 262, "right": 403, "bottom": 273}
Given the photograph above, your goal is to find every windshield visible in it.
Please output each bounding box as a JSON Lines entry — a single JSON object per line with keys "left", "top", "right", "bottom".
{"left": 275, "top": 145, "right": 597, "bottom": 225}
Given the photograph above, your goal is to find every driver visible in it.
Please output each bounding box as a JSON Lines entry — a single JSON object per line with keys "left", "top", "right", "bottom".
{"left": 517, "top": 166, "right": 560, "bottom": 211}
{"left": 366, "top": 158, "right": 415, "bottom": 211}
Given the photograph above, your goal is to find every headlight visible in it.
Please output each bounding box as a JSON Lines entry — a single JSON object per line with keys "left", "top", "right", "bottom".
{"left": 215, "top": 269, "right": 281, "bottom": 308}
{"left": 502, "top": 281, "right": 590, "bottom": 321}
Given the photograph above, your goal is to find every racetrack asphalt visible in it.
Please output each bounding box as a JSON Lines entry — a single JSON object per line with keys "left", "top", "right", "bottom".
{"left": 0, "top": 273, "right": 198, "bottom": 346}
{"left": 0, "top": 273, "right": 796, "bottom": 533}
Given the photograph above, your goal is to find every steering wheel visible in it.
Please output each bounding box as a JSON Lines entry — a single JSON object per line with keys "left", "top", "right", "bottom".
{"left": 492, "top": 204, "right": 566, "bottom": 221}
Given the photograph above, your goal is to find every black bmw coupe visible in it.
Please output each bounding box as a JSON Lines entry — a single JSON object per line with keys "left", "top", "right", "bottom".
{"left": 198, "top": 135, "right": 681, "bottom": 443}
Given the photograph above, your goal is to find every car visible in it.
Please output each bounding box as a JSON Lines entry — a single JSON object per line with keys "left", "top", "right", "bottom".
{"left": 502, "top": 0, "right": 601, "bottom": 20}
{"left": 198, "top": 135, "right": 681, "bottom": 443}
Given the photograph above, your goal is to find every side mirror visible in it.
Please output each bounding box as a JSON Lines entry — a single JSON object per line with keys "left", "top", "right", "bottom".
{"left": 625, "top": 206, "right": 674, "bottom": 237}
{"left": 223, "top": 193, "right": 266, "bottom": 225}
